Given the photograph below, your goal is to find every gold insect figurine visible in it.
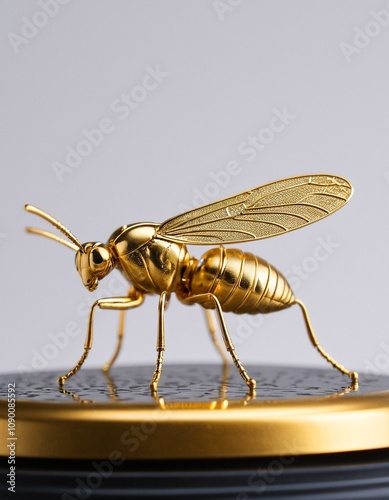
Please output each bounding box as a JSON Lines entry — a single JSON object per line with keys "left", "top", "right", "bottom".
{"left": 25, "top": 174, "right": 358, "bottom": 392}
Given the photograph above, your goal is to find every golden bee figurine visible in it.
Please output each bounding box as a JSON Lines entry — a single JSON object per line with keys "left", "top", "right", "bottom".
{"left": 25, "top": 174, "right": 358, "bottom": 392}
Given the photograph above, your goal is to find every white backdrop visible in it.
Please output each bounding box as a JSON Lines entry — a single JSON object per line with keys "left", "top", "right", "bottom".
{"left": 1, "top": 0, "right": 389, "bottom": 379}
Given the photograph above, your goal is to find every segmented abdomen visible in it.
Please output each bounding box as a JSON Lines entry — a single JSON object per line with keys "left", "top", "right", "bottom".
{"left": 188, "top": 247, "right": 295, "bottom": 314}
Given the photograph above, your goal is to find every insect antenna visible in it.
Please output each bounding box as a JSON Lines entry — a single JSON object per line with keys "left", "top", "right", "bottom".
{"left": 25, "top": 204, "right": 84, "bottom": 252}
{"left": 25, "top": 227, "right": 80, "bottom": 252}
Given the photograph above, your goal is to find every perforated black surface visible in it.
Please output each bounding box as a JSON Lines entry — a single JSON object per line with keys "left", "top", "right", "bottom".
{"left": 0, "top": 364, "right": 386, "bottom": 404}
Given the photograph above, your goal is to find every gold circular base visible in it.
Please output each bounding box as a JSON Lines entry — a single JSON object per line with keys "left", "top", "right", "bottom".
{"left": 1, "top": 365, "right": 388, "bottom": 460}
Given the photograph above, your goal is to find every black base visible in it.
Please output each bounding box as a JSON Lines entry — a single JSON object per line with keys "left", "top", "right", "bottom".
{"left": 2, "top": 448, "right": 389, "bottom": 499}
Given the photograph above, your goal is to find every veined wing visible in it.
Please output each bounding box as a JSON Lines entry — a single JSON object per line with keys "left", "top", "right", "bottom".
{"left": 157, "top": 174, "right": 353, "bottom": 244}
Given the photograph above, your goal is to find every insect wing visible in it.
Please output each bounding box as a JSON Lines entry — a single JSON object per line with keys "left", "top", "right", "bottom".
{"left": 157, "top": 175, "right": 353, "bottom": 244}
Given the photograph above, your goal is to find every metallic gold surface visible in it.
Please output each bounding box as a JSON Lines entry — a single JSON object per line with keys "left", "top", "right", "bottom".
{"left": 0, "top": 366, "right": 387, "bottom": 460}
{"left": 157, "top": 174, "right": 353, "bottom": 244}
{"left": 186, "top": 247, "right": 294, "bottom": 313}
{"left": 25, "top": 174, "right": 357, "bottom": 390}
{"left": 25, "top": 204, "right": 83, "bottom": 251}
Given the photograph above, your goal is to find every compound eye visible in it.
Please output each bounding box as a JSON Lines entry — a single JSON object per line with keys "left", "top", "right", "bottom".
{"left": 89, "top": 246, "right": 110, "bottom": 274}
{"left": 92, "top": 248, "right": 104, "bottom": 265}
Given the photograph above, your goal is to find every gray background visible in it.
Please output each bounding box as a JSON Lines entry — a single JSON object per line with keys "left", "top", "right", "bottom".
{"left": 1, "top": 0, "right": 389, "bottom": 378}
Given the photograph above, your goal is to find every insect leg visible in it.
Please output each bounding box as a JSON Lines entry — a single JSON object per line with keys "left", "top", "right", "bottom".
{"left": 102, "top": 287, "right": 141, "bottom": 373}
{"left": 294, "top": 299, "right": 358, "bottom": 388}
{"left": 150, "top": 291, "right": 170, "bottom": 393}
{"left": 102, "top": 310, "right": 126, "bottom": 373}
{"left": 182, "top": 293, "right": 256, "bottom": 393}
{"left": 203, "top": 309, "right": 231, "bottom": 399}
{"left": 58, "top": 290, "right": 145, "bottom": 386}
{"left": 204, "top": 309, "right": 229, "bottom": 364}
